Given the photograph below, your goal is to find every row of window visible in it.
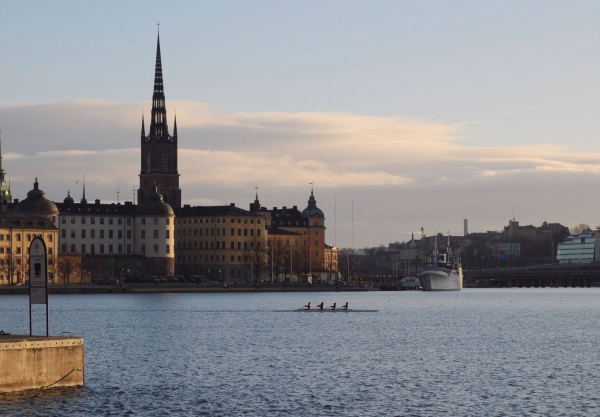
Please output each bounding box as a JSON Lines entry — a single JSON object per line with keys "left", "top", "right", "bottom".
{"left": 0, "top": 233, "right": 54, "bottom": 243}
{"left": 61, "top": 243, "right": 170, "bottom": 255}
{"left": 60, "top": 229, "right": 170, "bottom": 240}
{"left": 177, "top": 239, "right": 317, "bottom": 251}
{"left": 176, "top": 250, "right": 321, "bottom": 264}
{"left": 60, "top": 217, "right": 169, "bottom": 226}
{"left": 178, "top": 228, "right": 262, "bottom": 237}
{"left": 0, "top": 247, "right": 54, "bottom": 255}
{"left": 178, "top": 218, "right": 261, "bottom": 225}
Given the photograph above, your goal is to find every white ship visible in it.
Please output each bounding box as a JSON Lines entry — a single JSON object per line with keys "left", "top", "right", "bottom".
{"left": 419, "top": 232, "right": 463, "bottom": 291}
{"left": 420, "top": 264, "right": 463, "bottom": 291}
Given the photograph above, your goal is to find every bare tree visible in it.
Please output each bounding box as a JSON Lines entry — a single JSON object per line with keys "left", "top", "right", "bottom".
{"left": 572, "top": 223, "right": 591, "bottom": 235}
{"left": 56, "top": 252, "right": 82, "bottom": 286}
{"left": 339, "top": 249, "right": 360, "bottom": 284}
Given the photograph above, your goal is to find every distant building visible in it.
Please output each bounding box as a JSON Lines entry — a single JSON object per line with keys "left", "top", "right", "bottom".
{"left": 556, "top": 231, "right": 600, "bottom": 264}
{"left": 491, "top": 242, "right": 521, "bottom": 258}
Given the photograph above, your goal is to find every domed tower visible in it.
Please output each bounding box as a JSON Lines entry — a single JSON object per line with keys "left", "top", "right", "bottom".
{"left": 63, "top": 191, "right": 74, "bottom": 205}
{"left": 12, "top": 179, "right": 59, "bottom": 219}
{"left": 135, "top": 183, "right": 175, "bottom": 276}
{"left": 301, "top": 186, "right": 326, "bottom": 271}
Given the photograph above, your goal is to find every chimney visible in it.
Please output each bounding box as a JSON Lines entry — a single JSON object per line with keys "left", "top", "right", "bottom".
{"left": 95, "top": 199, "right": 100, "bottom": 205}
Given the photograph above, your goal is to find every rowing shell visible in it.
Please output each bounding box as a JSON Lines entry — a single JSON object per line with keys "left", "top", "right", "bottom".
{"left": 273, "top": 309, "right": 379, "bottom": 312}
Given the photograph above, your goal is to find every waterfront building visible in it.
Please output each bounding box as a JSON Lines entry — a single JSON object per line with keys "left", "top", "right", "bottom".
{"left": 174, "top": 203, "right": 266, "bottom": 281}
{"left": 137, "top": 30, "right": 181, "bottom": 209}
{"left": 0, "top": 179, "right": 59, "bottom": 285}
{"left": 556, "top": 231, "right": 600, "bottom": 264}
{"left": 491, "top": 242, "right": 521, "bottom": 258}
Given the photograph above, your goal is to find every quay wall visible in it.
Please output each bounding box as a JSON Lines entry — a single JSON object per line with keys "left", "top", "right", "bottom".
{"left": 0, "top": 336, "right": 84, "bottom": 392}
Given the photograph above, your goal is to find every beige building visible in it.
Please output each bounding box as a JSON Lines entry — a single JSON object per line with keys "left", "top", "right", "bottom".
{"left": 0, "top": 180, "right": 59, "bottom": 285}
{"left": 175, "top": 203, "right": 267, "bottom": 281}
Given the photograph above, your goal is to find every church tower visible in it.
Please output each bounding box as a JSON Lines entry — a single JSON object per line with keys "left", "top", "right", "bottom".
{"left": 138, "top": 28, "right": 181, "bottom": 209}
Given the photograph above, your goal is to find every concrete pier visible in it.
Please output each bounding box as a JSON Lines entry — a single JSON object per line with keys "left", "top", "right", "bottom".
{"left": 0, "top": 335, "right": 84, "bottom": 392}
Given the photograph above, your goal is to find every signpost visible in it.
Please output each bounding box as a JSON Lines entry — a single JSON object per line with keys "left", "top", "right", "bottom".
{"left": 29, "top": 237, "right": 49, "bottom": 336}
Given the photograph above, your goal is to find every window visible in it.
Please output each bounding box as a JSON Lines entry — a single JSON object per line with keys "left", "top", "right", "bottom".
{"left": 48, "top": 248, "right": 53, "bottom": 255}
{"left": 61, "top": 229, "right": 66, "bottom": 238}
{"left": 238, "top": 229, "right": 241, "bottom": 236}
{"left": 166, "top": 230, "right": 170, "bottom": 239}
{"left": 127, "top": 218, "right": 131, "bottom": 226}
{"left": 126, "top": 244, "right": 131, "bottom": 254}
{"left": 141, "top": 244, "right": 145, "bottom": 254}
{"left": 230, "top": 242, "right": 234, "bottom": 249}
{"left": 153, "top": 230, "right": 159, "bottom": 239}
{"left": 47, "top": 234, "right": 53, "bottom": 242}
{"left": 91, "top": 217, "right": 95, "bottom": 225}
{"left": 100, "top": 230, "right": 105, "bottom": 239}
{"left": 316, "top": 250, "right": 319, "bottom": 257}
{"left": 118, "top": 218, "right": 122, "bottom": 225}
{"left": 153, "top": 218, "right": 158, "bottom": 225}
{"left": 109, "top": 218, "right": 113, "bottom": 225}
{"left": 100, "top": 218, "right": 105, "bottom": 225}
{"left": 146, "top": 151, "right": 151, "bottom": 173}
{"left": 127, "top": 230, "right": 131, "bottom": 239}
{"left": 244, "top": 242, "right": 248, "bottom": 250}
{"left": 81, "top": 217, "right": 86, "bottom": 225}
{"left": 61, "top": 244, "right": 67, "bottom": 253}
{"left": 237, "top": 242, "right": 241, "bottom": 250}
{"left": 109, "top": 230, "right": 113, "bottom": 239}
{"left": 161, "top": 151, "right": 169, "bottom": 173}
{"left": 100, "top": 244, "right": 105, "bottom": 254}
{"left": 109, "top": 244, "right": 113, "bottom": 254}
{"left": 61, "top": 217, "right": 66, "bottom": 224}
{"left": 70, "top": 244, "right": 76, "bottom": 253}
{"left": 81, "top": 244, "right": 86, "bottom": 253}
{"left": 244, "top": 229, "right": 248, "bottom": 236}
{"left": 166, "top": 218, "right": 170, "bottom": 225}
{"left": 231, "top": 255, "right": 234, "bottom": 262}
{"left": 166, "top": 245, "right": 170, "bottom": 254}
{"left": 71, "top": 217, "right": 76, "bottom": 224}
{"left": 141, "top": 230, "right": 146, "bottom": 239}
{"left": 91, "top": 244, "right": 95, "bottom": 255}
{"left": 91, "top": 229, "right": 95, "bottom": 239}
{"left": 70, "top": 229, "right": 75, "bottom": 238}
{"left": 118, "top": 245, "right": 122, "bottom": 254}
{"left": 153, "top": 244, "right": 159, "bottom": 254}
{"left": 257, "top": 230, "right": 261, "bottom": 237}
{"left": 315, "top": 240, "right": 319, "bottom": 246}
{"left": 16, "top": 247, "right": 21, "bottom": 254}
{"left": 141, "top": 218, "right": 146, "bottom": 225}
{"left": 250, "top": 229, "right": 254, "bottom": 237}
{"left": 81, "top": 230, "right": 86, "bottom": 239}
{"left": 118, "top": 230, "right": 122, "bottom": 239}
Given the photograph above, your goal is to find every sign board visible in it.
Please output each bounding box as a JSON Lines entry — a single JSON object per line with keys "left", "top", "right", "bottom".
{"left": 28, "top": 237, "right": 49, "bottom": 336}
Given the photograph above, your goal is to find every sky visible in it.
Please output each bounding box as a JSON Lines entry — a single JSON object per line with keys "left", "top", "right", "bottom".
{"left": 2, "top": 1, "right": 600, "bottom": 248}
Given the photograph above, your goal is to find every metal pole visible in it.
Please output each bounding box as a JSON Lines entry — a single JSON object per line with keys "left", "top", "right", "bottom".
{"left": 290, "top": 247, "right": 293, "bottom": 283}
{"left": 271, "top": 245, "right": 273, "bottom": 284}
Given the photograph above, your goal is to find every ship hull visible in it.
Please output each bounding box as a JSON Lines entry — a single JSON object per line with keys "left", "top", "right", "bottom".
{"left": 420, "top": 268, "right": 462, "bottom": 291}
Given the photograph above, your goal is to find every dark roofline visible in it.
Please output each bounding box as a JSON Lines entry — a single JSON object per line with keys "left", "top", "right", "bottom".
{"left": 55, "top": 202, "right": 137, "bottom": 215}
{"left": 176, "top": 204, "right": 264, "bottom": 218}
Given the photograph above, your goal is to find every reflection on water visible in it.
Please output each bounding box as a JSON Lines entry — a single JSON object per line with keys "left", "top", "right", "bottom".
{"left": 1, "top": 290, "right": 600, "bottom": 416}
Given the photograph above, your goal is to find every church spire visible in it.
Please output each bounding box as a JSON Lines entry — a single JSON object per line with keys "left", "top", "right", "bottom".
{"left": 150, "top": 24, "right": 169, "bottom": 141}
{"left": 173, "top": 111, "right": 178, "bottom": 138}
{"left": 141, "top": 112, "right": 146, "bottom": 138}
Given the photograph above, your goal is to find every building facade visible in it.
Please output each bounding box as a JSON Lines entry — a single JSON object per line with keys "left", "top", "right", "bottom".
{"left": 556, "top": 231, "right": 600, "bottom": 264}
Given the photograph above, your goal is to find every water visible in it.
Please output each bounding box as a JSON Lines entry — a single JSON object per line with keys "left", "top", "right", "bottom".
{"left": 1, "top": 289, "right": 600, "bottom": 416}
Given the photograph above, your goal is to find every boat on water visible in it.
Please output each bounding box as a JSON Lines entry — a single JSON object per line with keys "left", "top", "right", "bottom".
{"left": 419, "top": 264, "right": 462, "bottom": 291}
{"left": 419, "top": 233, "right": 463, "bottom": 291}
{"left": 274, "top": 309, "right": 379, "bottom": 312}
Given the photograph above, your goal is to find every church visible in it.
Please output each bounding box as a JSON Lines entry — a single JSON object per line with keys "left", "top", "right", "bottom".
{"left": 0, "top": 29, "right": 338, "bottom": 284}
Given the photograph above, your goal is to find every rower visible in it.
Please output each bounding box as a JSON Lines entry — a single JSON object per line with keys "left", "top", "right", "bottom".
{"left": 329, "top": 302, "right": 337, "bottom": 310}
{"left": 341, "top": 302, "right": 349, "bottom": 310}
{"left": 317, "top": 302, "right": 325, "bottom": 310}
{"left": 303, "top": 302, "right": 312, "bottom": 310}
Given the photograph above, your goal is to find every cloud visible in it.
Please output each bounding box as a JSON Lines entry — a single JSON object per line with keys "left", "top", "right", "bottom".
{"left": 1, "top": 99, "right": 599, "bottom": 246}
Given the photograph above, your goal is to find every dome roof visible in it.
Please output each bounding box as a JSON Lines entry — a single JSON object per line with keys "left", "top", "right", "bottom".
{"left": 136, "top": 185, "right": 174, "bottom": 216}
{"left": 301, "top": 188, "right": 324, "bottom": 218}
{"left": 64, "top": 191, "right": 74, "bottom": 204}
{"left": 13, "top": 179, "right": 59, "bottom": 218}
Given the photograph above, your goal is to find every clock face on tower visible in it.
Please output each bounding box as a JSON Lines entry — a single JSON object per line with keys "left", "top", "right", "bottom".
{"left": 163, "top": 178, "right": 170, "bottom": 187}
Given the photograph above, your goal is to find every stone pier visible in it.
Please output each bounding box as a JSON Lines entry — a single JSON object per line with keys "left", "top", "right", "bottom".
{"left": 0, "top": 335, "right": 84, "bottom": 392}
